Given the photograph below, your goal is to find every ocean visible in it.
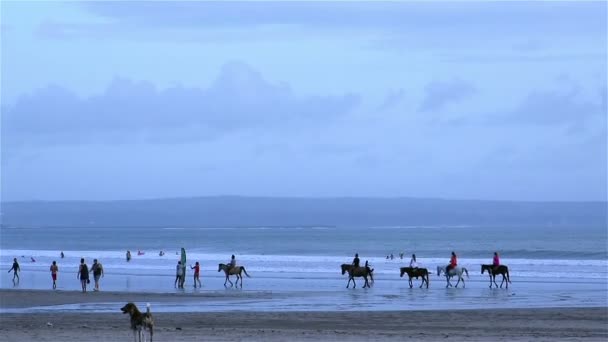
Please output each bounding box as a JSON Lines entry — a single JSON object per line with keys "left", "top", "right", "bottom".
{"left": 1, "top": 225, "right": 607, "bottom": 312}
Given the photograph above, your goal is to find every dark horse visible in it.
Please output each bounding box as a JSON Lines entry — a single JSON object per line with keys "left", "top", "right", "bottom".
{"left": 481, "top": 264, "right": 511, "bottom": 289}
{"left": 341, "top": 264, "right": 374, "bottom": 288}
{"left": 400, "top": 267, "right": 429, "bottom": 288}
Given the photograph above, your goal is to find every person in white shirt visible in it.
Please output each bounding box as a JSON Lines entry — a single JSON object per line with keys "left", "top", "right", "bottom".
{"left": 409, "top": 254, "right": 418, "bottom": 268}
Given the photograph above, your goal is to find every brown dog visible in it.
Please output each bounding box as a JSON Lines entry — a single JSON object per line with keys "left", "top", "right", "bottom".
{"left": 120, "top": 302, "right": 154, "bottom": 342}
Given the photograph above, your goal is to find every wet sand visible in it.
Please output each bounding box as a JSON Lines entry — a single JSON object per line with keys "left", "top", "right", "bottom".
{"left": 0, "top": 289, "right": 606, "bottom": 341}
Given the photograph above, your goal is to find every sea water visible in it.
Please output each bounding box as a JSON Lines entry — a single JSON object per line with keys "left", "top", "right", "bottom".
{"left": 1, "top": 225, "right": 606, "bottom": 312}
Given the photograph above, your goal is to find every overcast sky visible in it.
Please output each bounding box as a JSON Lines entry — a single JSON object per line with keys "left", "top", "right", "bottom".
{"left": 1, "top": 1, "right": 606, "bottom": 202}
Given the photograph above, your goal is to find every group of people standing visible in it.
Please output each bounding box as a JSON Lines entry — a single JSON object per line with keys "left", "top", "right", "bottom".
{"left": 76, "top": 258, "right": 104, "bottom": 292}
{"left": 175, "top": 255, "right": 236, "bottom": 289}
{"left": 7, "top": 255, "right": 104, "bottom": 292}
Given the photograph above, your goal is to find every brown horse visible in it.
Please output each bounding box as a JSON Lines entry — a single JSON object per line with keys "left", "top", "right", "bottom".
{"left": 400, "top": 267, "right": 429, "bottom": 288}
{"left": 481, "top": 264, "right": 511, "bottom": 289}
{"left": 340, "top": 264, "right": 374, "bottom": 288}
{"left": 218, "top": 263, "right": 250, "bottom": 288}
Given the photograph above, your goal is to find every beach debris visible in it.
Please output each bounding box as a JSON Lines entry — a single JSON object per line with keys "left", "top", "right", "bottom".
{"left": 46, "top": 322, "right": 53, "bottom": 327}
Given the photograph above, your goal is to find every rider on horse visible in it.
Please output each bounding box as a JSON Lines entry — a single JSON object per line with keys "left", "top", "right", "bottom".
{"left": 409, "top": 254, "right": 418, "bottom": 269}
{"left": 228, "top": 255, "right": 236, "bottom": 272}
{"left": 446, "top": 251, "right": 457, "bottom": 273}
{"left": 492, "top": 252, "right": 500, "bottom": 272}
{"left": 352, "top": 253, "right": 360, "bottom": 268}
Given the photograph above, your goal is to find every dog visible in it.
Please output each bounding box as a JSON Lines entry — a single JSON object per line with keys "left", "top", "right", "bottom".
{"left": 120, "top": 302, "right": 154, "bottom": 342}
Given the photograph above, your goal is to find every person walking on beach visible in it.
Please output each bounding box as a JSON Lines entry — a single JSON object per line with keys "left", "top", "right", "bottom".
{"left": 175, "top": 261, "right": 184, "bottom": 288}
{"left": 126, "top": 250, "right": 131, "bottom": 262}
{"left": 352, "top": 253, "right": 360, "bottom": 268}
{"left": 50, "top": 261, "right": 59, "bottom": 289}
{"left": 446, "top": 251, "right": 457, "bottom": 274}
{"left": 409, "top": 254, "right": 418, "bottom": 269}
{"left": 191, "top": 261, "right": 202, "bottom": 288}
{"left": 492, "top": 252, "right": 500, "bottom": 273}
{"left": 77, "top": 258, "right": 89, "bottom": 293}
{"left": 90, "top": 259, "right": 104, "bottom": 291}
{"left": 8, "top": 258, "right": 20, "bottom": 284}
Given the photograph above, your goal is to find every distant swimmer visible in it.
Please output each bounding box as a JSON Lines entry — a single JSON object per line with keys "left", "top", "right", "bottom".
{"left": 159, "top": 251, "right": 165, "bottom": 257}
{"left": 30, "top": 257, "right": 36, "bottom": 263}
{"left": 61, "top": 251, "right": 65, "bottom": 259}
{"left": 126, "top": 250, "right": 131, "bottom": 262}
{"left": 138, "top": 250, "right": 145, "bottom": 256}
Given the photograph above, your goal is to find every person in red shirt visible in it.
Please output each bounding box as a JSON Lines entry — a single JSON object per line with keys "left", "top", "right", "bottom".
{"left": 446, "top": 251, "right": 457, "bottom": 274}
{"left": 191, "top": 261, "right": 201, "bottom": 288}
{"left": 492, "top": 252, "right": 500, "bottom": 272}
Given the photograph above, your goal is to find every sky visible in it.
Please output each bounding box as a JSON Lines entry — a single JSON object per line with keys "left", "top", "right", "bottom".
{"left": 1, "top": 1, "right": 606, "bottom": 202}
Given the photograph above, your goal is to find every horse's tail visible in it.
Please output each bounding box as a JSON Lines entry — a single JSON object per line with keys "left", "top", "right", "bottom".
{"left": 463, "top": 268, "right": 469, "bottom": 278}
{"left": 369, "top": 268, "right": 374, "bottom": 283}
{"left": 506, "top": 267, "right": 511, "bottom": 283}
{"left": 242, "top": 266, "right": 251, "bottom": 278}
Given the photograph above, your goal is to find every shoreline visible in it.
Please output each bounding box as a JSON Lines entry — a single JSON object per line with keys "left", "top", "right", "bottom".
{"left": 0, "top": 307, "right": 606, "bottom": 341}
{"left": 1, "top": 287, "right": 607, "bottom": 341}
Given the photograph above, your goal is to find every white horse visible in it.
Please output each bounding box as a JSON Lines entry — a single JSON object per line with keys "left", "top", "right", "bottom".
{"left": 436, "top": 265, "right": 469, "bottom": 288}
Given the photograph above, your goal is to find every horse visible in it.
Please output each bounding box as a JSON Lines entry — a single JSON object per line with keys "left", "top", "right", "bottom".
{"left": 481, "top": 264, "right": 511, "bottom": 289}
{"left": 436, "top": 265, "right": 469, "bottom": 288}
{"left": 341, "top": 264, "right": 374, "bottom": 288}
{"left": 218, "top": 263, "right": 251, "bottom": 288}
{"left": 400, "top": 267, "right": 429, "bottom": 288}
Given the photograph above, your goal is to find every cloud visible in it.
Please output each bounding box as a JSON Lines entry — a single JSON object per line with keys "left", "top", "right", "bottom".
{"left": 25, "top": 2, "right": 603, "bottom": 44}
{"left": 377, "top": 89, "right": 406, "bottom": 111}
{"left": 1, "top": 62, "right": 360, "bottom": 146}
{"left": 418, "top": 79, "right": 476, "bottom": 112}
{"left": 494, "top": 82, "right": 606, "bottom": 130}
{"left": 80, "top": 1, "right": 604, "bottom": 34}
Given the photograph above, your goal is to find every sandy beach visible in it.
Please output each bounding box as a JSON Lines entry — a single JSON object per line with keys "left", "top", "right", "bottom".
{"left": 1, "top": 289, "right": 607, "bottom": 341}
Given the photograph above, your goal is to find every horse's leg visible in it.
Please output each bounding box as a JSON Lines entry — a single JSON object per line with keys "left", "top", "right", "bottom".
{"left": 409, "top": 276, "right": 413, "bottom": 288}
{"left": 488, "top": 274, "right": 493, "bottom": 288}
{"left": 455, "top": 273, "right": 464, "bottom": 288}
{"left": 445, "top": 275, "right": 451, "bottom": 288}
{"left": 228, "top": 274, "right": 234, "bottom": 287}
{"left": 363, "top": 275, "right": 368, "bottom": 288}
{"left": 346, "top": 276, "right": 351, "bottom": 288}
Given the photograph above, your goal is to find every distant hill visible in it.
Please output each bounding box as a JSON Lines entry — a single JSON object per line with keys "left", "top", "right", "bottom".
{"left": 1, "top": 196, "right": 606, "bottom": 228}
